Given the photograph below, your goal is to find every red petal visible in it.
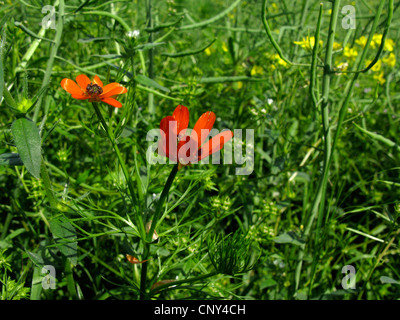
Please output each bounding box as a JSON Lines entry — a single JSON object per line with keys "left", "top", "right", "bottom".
{"left": 92, "top": 75, "right": 103, "bottom": 88}
{"left": 100, "top": 84, "right": 127, "bottom": 98}
{"left": 159, "top": 116, "right": 177, "bottom": 162}
{"left": 172, "top": 105, "right": 189, "bottom": 138}
{"left": 61, "top": 78, "right": 84, "bottom": 96}
{"left": 101, "top": 97, "right": 122, "bottom": 108}
{"left": 191, "top": 111, "right": 216, "bottom": 149}
{"left": 126, "top": 254, "right": 148, "bottom": 264}
{"left": 198, "top": 130, "right": 233, "bottom": 161}
{"left": 102, "top": 83, "right": 122, "bottom": 95}
{"left": 71, "top": 94, "right": 89, "bottom": 100}
{"left": 76, "top": 74, "right": 91, "bottom": 91}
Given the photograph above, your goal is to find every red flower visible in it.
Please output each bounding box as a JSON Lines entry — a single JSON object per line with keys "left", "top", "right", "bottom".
{"left": 159, "top": 105, "right": 233, "bottom": 167}
{"left": 61, "top": 74, "right": 127, "bottom": 108}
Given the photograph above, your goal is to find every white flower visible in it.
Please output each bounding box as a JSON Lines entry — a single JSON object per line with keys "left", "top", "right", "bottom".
{"left": 127, "top": 30, "right": 140, "bottom": 38}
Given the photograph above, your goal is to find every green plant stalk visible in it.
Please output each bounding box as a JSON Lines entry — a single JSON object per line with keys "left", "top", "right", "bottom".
{"left": 330, "top": 0, "right": 391, "bottom": 159}
{"left": 92, "top": 103, "right": 144, "bottom": 237}
{"left": 33, "top": 0, "right": 64, "bottom": 123}
{"left": 295, "top": 0, "right": 392, "bottom": 295}
{"left": 294, "top": 0, "right": 341, "bottom": 293}
{"left": 140, "top": 163, "right": 179, "bottom": 300}
{"left": 334, "top": 0, "right": 393, "bottom": 75}
{"left": 15, "top": 2, "right": 56, "bottom": 74}
{"left": 146, "top": 0, "right": 155, "bottom": 115}
{"left": 309, "top": 4, "right": 323, "bottom": 110}
{"left": 261, "top": 0, "right": 310, "bottom": 67}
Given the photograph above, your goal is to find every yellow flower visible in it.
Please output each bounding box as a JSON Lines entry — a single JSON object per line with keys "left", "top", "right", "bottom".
{"left": 365, "top": 59, "right": 382, "bottom": 72}
{"left": 373, "top": 71, "right": 385, "bottom": 84}
{"left": 269, "top": 2, "right": 279, "bottom": 13}
{"left": 251, "top": 65, "right": 264, "bottom": 76}
{"left": 371, "top": 34, "right": 395, "bottom": 51}
{"left": 221, "top": 42, "right": 229, "bottom": 53}
{"left": 205, "top": 47, "right": 212, "bottom": 56}
{"left": 355, "top": 36, "right": 367, "bottom": 48}
{"left": 336, "top": 62, "right": 349, "bottom": 71}
{"left": 333, "top": 42, "right": 342, "bottom": 51}
{"left": 236, "top": 81, "right": 243, "bottom": 89}
{"left": 371, "top": 34, "right": 382, "bottom": 49}
{"left": 294, "top": 36, "right": 322, "bottom": 51}
{"left": 343, "top": 46, "right": 358, "bottom": 60}
{"left": 382, "top": 52, "right": 396, "bottom": 68}
{"left": 384, "top": 38, "right": 395, "bottom": 52}
{"left": 272, "top": 53, "right": 288, "bottom": 67}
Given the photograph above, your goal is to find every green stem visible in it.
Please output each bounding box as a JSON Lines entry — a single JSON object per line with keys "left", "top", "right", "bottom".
{"left": 33, "top": 0, "right": 64, "bottom": 123}
{"left": 309, "top": 4, "right": 323, "bottom": 108}
{"left": 92, "top": 103, "right": 144, "bottom": 236}
{"left": 261, "top": 0, "right": 309, "bottom": 67}
{"left": 140, "top": 163, "right": 179, "bottom": 300}
{"left": 294, "top": 0, "right": 341, "bottom": 294}
{"left": 146, "top": 0, "right": 155, "bottom": 115}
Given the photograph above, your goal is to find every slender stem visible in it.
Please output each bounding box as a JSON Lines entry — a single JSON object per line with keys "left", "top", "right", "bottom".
{"left": 294, "top": 0, "right": 341, "bottom": 293}
{"left": 140, "top": 163, "right": 179, "bottom": 300}
{"left": 294, "top": 0, "right": 393, "bottom": 296}
{"left": 92, "top": 103, "right": 144, "bottom": 236}
{"left": 146, "top": 0, "right": 155, "bottom": 115}
{"left": 309, "top": 4, "right": 323, "bottom": 108}
{"left": 147, "top": 163, "right": 179, "bottom": 241}
{"left": 314, "top": 0, "right": 342, "bottom": 239}
{"left": 33, "top": 0, "right": 64, "bottom": 123}
{"left": 261, "top": 0, "right": 310, "bottom": 67}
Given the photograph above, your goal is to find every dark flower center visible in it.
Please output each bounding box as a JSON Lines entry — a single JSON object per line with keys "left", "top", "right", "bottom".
{"left": 86, "top": 83, "right": 103, "bottom": 95}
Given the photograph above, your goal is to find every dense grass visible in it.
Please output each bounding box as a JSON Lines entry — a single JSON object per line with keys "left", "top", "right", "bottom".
{"left": 1, "top": 0, "right": 400, "bottom": 300}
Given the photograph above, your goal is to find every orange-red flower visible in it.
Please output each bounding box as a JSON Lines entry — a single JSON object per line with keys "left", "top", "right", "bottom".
{"left": 61, "top": 74, "right": 127, "bottom": 108}
{"left": 126, "top": 254, "right": 148, "bottom": 264}
{"left": 159, "top": 105, "right": 233, "bottom": 167}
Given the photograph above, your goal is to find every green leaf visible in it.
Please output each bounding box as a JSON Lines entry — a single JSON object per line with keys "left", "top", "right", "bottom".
{"left": 76, "top": 169, "right": 91, "bottom": 185}
{"left": 260, "top": 278, "right": 277, "bottom": 290}
{"left": 353, "top": 122, "right": 400, "bottom": 151}
{"left": 49, "top": 218, "right": 78, "bottom": 266}
{"left": 30, "top": 266, "right": 43, "bottom": 300}
{"left": 11, "top": 117, "right": 42, "bottom": 179}
{"left": 0, "top": 153, "right": 23, "bottom": 166}
{"left": 133, "top": 42, "right": 165, "bottom": 51}
{"left": 135, "top": 74, "right": 170, "bottom": 92}
{"left": 273, "top": 231, "right": 305, "bottom": 247}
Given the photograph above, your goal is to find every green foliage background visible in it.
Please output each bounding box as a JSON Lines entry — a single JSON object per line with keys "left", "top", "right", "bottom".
{"left": 0, "top": 0, "right": 400, "bottom": 300}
